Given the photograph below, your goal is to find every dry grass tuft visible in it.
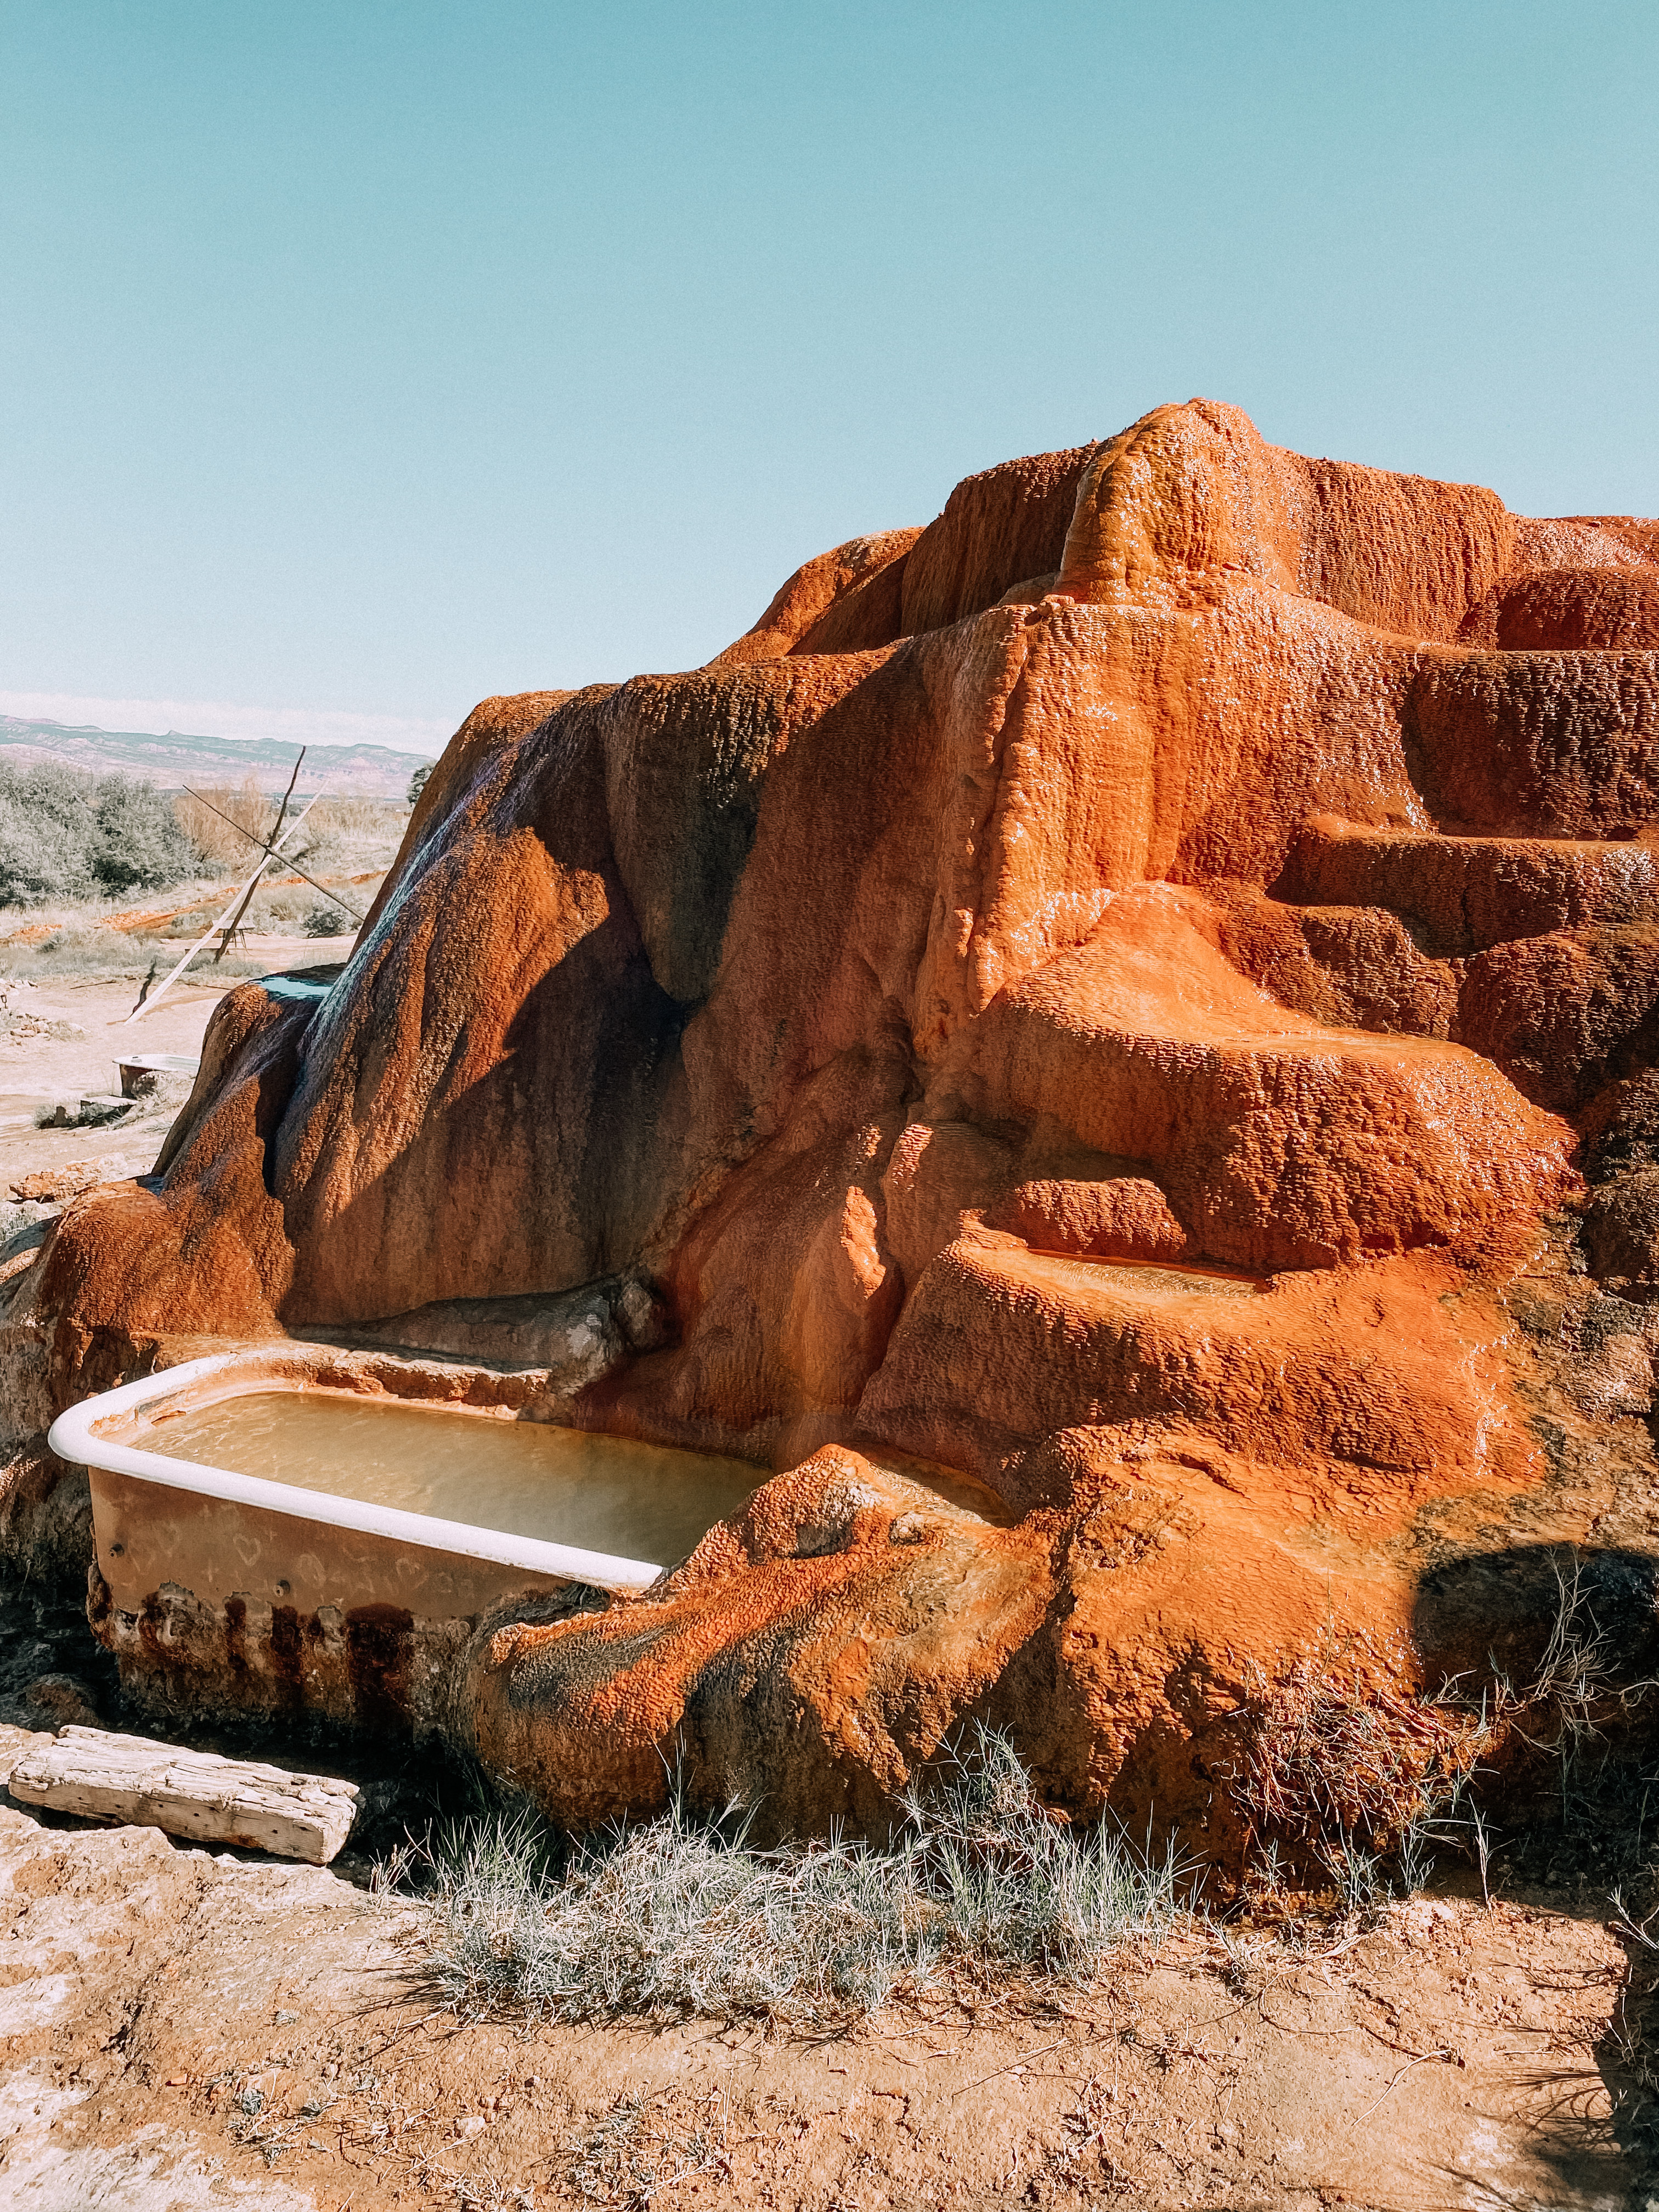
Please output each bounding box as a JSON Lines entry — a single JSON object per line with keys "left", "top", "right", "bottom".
{"left": 563, "top": 2088, "right": 731, "bottom": 2207}
{"left": 391, "top": 1725, "right": 1187, "bottom": 2028}
{"left": 1231, "top": 1559, "right": 1659, "bottom": 1918}
{"left": 1238, "top": 1651, "right": 1489, "bottom": 1854}
{"left": 173, "top": 777, "right": 275, "bottom": 867}
{"left": 1226, "top": 1635, "right": 1496, "bottom": 1915}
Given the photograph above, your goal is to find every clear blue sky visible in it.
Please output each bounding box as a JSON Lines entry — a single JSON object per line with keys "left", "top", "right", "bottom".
{"left": 4, "top": 1, "right": 1657, "bottom": 749}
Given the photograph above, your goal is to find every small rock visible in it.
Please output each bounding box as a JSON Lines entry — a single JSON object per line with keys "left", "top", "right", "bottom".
{"left": 792, "top": 1478, "right": 882, "bottom": 1559}
{"left": 77, "top": 1095, "right": 134, "bottom": 1128}
{"left": 24, "top": 1674, "right": 103, "bottom": 1730}
{"left": 889, "top": 1511, "right": 939, "bottom": 1545}
{"left": 617, "top": 1275, "right": 672, "bottom": 1351}
{"left": 10, "top": 1156, "right": 141, "bottom": 1204}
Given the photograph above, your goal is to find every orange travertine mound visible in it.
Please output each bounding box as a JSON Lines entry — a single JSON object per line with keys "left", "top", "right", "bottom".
{"left": 20, "top": 398, "right": 1659, "bottom": 1854}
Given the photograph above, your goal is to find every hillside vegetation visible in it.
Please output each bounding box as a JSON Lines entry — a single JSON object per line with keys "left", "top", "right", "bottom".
{"left": 0, "top": 762, "right": 410, "bottom": 922}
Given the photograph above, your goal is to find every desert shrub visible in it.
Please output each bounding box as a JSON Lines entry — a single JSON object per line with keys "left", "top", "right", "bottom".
{"left": 160, "top": 908, "right": 215, "bottom": 938}
{"left": 295, "top": 794, "right": 408, "bottom": 874}
{"left": 244, "top": 881, "right": 311, "bottom": 928}
{"left": 396, "top": 1724, "right": 1184, "bottom": 2027}
{"left": 91, "top": 772, "right": 198, "bottom": 894}
{"left": 10, "top": 923, "right": 269, "bottom": 981}
{"left": 313, "top": 793, "right": 386, "bottom": 838}
{"left": 1227, "top": 1566, "right": 1659, "bottom": 1917}
{"left": 0, "top": 760, "right": 199, "bottom": 904}
{"left": 172, "top": 776, "right": 272, "bottom": 868}
{"left": 1228, "top": 1633, "right": 1494, "bottom": 1905}
{"left": 0, "top": 761, "right": 98, "bottom": 904}
{"left": 20, "top": 922, "right": 151, "bottom": 977}
{"left": 408, "top": 763, "right": 432, "bottom": 805}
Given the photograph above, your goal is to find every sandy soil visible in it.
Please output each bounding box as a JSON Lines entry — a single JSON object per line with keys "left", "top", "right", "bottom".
{"left": 0, "top": 1722, "right": 1644, "bottom": 2212}
{"left": 0, "top": 949, "right": 351, "bottom": 1193}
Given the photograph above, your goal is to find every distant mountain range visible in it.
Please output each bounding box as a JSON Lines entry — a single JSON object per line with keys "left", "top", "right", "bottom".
{"left": 0, "top": 716, "right": 439, "bottom": 799}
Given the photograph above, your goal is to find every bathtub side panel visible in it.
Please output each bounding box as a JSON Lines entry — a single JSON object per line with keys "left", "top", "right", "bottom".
{"left": 87, "top": 1468, "right": 576, "bottom": 1731}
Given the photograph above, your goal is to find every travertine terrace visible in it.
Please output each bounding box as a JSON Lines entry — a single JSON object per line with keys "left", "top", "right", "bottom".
{"left": 9, "top": 398, "right": 1659, "bottom": 1862}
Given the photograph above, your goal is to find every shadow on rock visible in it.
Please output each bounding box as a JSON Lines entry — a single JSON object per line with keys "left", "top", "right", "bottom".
{"left": 1413, "top": 1543, "right": 1659, "bottom": 1703}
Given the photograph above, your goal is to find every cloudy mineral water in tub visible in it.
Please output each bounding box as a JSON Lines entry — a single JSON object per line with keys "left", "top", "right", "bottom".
{"left": 142, "top": 1393, "right": 764, "bottom": 1565}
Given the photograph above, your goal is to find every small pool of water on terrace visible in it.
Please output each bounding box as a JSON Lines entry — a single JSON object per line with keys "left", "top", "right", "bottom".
{"left": 139, "top": 1392, "right": 765, "bottom": 1565}
{"left": 1024, "top": 1252, "right": 1265, "bottom": 1300}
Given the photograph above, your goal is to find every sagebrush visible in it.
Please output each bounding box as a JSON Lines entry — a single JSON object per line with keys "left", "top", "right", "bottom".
{"left": 0, "top": 760, "right": 199, "bottom": 905}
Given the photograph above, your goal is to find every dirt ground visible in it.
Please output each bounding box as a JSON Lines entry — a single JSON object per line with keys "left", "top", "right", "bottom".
{"left": 0, "top": 1714, "right": 1646, "bottom": 2212}
{"left": 0, "top": 951, "right": 350, "bottom": 1192}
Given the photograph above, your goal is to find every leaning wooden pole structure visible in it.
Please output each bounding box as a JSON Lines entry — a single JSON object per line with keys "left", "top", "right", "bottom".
{"left": 122, "top": 753, "right": 324, "bottom": 1026}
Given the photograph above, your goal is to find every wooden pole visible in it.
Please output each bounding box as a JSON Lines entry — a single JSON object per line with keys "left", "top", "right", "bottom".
{"left": 212, "top": 747, "right": 306, "bottom": 962}
{"left": 120, "top": 785, "right": 325, "bottom": 1025}
{"left": 178, "top": 785, "right": 364, "bottom": 922}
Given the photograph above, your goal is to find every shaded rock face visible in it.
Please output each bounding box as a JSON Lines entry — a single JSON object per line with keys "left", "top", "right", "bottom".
{"left": 13, "top": 397, "right": 1659, "bottom": 1860}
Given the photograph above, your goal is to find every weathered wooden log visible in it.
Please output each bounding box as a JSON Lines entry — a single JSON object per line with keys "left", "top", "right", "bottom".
{"left": 6, "top": 1727, "right": 360, "bottom": 1865}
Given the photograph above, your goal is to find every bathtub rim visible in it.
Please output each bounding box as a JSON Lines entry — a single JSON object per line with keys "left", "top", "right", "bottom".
{"left": 48, "top": 1352, "right": 664, "bottom": 1596}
